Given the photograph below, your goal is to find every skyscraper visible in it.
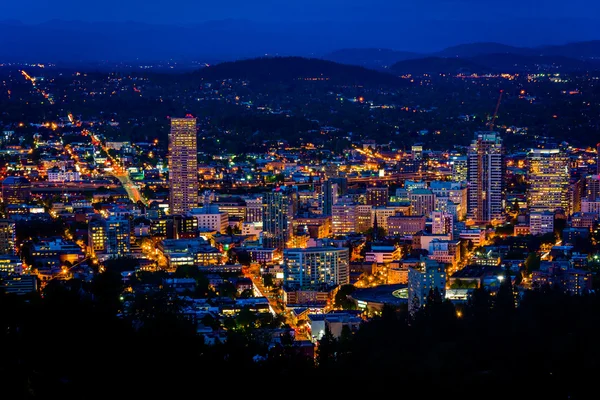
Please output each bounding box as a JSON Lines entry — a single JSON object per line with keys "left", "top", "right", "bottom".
{"left": 262, "top": 187, "right": 297, "bottom": 251}
{"left": 322, "top": 177, "right": 347, "bottom": 216}
{"left": 467, "top": 132, "right": 504, "bottom": 224}
{"left": 527, "top": 148, "right": 570, "bottom": 213}
{"left": 168, "top": 116, "right": 198, "bottom": 215}
{"left": 105, "top": 216, "right": 131, "bottom": 256}
{"left": 450, "top": 156, "right": 468, "bottom": 182}
{"left": 0, "top": 219, "right": 16, "bottom": 255}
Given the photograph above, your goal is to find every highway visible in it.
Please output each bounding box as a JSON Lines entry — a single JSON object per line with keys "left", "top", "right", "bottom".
{"left": 85, "top": 129, "right": 148, "bottom": 206}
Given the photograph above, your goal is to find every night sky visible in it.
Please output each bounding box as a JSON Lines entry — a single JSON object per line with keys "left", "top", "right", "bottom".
{"left": 1, "top": 0, "right": 599, "bottom": 59}
{"left": 3, "top": 0, "right": 600, "bottom": 24}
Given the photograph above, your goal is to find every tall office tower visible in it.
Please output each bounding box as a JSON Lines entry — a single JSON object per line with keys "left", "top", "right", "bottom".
{"left": 431, "top": 211, "right": 454, "bottom": 237}
{"left": 283, "top": 247, "right": 349, "bottom": 289}
{"left": 262, "top": 187, "right": 297, "bottom": 251}
{"left": 168, "top": 116, "right": 198, "bottom": 215}
{"left": 356, "top": 204, "right": 373, "bottom": 232}
{"left": 467, "top": 132, "right": 504, "bottom": 224}
{"left": 569, "top": 178, "right": 584, "bottom": 215}
{"left": 527, "top": 149, "right": 570, "bottom": 213}
{"left": 586, "top": 175, "right": 600, "bottom": 201}
{"left": 332, "top": 203, "right": 357, "bottom": 235}
{"left": 88, "top": 218, "right": 107, "bottom": 256}
{"left": 451, "top": 156, "right": 468, "bottom": 182}
{"left": 409, "top": 188, "right": 435, "bottom": 218}
{"left": 244, "top": 197, "right": 263, "bottom": 223}
{"left": 105, "top": 216, "right": 131, "bottom": 256}
{"left": 0, "top": 219, "right": 16, "bottom": 255}
{"left": 322, "top": 177, "right": 347, "bottom": 216}
{"left": 366, "top": 187, "right": 389, "bottom": 207}
{"left": 408, "top": 257, "right": 446, "bottom": 314}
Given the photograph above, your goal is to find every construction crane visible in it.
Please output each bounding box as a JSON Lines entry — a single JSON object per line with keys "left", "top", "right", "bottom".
{"left": 489, "top": 89, "right": 504, "bottom": 131}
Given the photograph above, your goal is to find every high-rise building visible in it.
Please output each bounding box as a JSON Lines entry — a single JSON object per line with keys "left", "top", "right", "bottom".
{"left": 105, "top": 216, "right": 131, "bottom": 256}
{"left": 262, "top": 187, "right": 297, "bottom": 251}
{"left": 0, "top": 219, "right": 16, "bottom": 255}
{"left": 467, "top": 132, "right": 504, "bottom": 224}
{"left": 409, "top": 188, "right": 435, "bottom": 218}
{"left": 88, "top": 219, "right": 107, "bottom": 255}
{"left": 244, "top": 197, "right": 263, "bottom": 223}
{"left": 408, "top": 257, "right": 446, "bottom": 314}
{"left": 366, "top": 187, "right": 388, "bottom": 207}
{"left": 527, "top": 149, "right": 570, "bottom": 213}
{"left": 569, "top": 178, "right": 584, "bottom": 215}
{"left": 1, "top": 176, "right": 31, "bottom": 204}
{"left": 168, "top": 116, "right": 198, "bottom": 215}
{"left": 322, "top": 177, "right": 347, "bottom": 216}
{"left": 450, "top": 156, "right": 468, "bottom": 182}
{"left": 88, "top": 217, "right": 131, "bottom": 257}
{"left": 356, "top": 205, "right": 373, "bottom": 233}
{"left": 332, "top": 203, "right": 358, "bottom": 235}
{"left": 283, "top": 247, "right": 349, "bottom": 289}
{"left": 432, "top": 211, "right": 454, "bottom": 237}
{"left": 586, "top": 175, "right": 600, "bottom": 201}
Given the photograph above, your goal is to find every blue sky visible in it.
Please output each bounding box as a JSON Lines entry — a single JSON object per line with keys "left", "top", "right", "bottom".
{"left": 3, "top": 0, "right": 600, "bottom": 24}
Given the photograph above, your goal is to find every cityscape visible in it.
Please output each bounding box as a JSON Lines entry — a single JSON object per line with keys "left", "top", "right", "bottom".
{"left": 3, "top": 1, "right": 600, "bottom": 398}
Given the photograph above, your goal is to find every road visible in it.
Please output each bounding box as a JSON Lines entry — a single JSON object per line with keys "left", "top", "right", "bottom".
{"left": 245, "top": 266, "right": 311, "bottom": 341}
{"left": 85, "top": 129, "right": 148, "bottom": 206}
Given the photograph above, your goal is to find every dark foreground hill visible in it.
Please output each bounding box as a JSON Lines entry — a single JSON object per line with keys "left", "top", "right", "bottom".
{"left": 192, "top": 56, "right": 404, "bottom": 86}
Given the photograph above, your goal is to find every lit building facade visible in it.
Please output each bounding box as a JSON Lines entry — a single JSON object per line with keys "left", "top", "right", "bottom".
{"left": 409, "top": 189, "right": 435, "bottom": 218}
{"left": 105, "top": 216, "right": 131, "bottom": 256}
{"left": 529, "top": 211, "right": 555, "bottom": 236}
{"left": 408, "top": 257, "right": 446, "bottom": 313}
{"left": 431, "top": 211, "right": 454, "bottom": 237}
{"left": 0, "top": 219, "right": 16, "bottom": 255}
{"left": 283, "top": 247, "right": 349, "bottom": 289}
{"left": 366, "top": 187, "right": 389, "bottom": 207}
{"left": 1, "top": 176, "right": 31, "bottom": 205}
{"left": 527, "top": 149, "right": 570, "bottom": 213}
{"left": 168, "top": 117, "right": 198, "bottom": 215}
{"left": 262, "top": 187, "right": 297, "bottom": 251}
{"left": 467, "top": 132, "right": 504, "bottom": 224}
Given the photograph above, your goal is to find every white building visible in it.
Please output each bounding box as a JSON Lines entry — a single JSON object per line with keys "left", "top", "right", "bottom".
{"left": 189, "top": 205, "right": 229, "bottom": 234}
{"left": 283, "top": 247, "right": 349, "bottom": 289}
{"left": 529, "top": 211, "right": 554, "bottom": 236}
{"left": 47, "top": 167, "right": 80, "bottom": 182}
{"left": 365, "top": 245, "right": 402, "bottom": 264}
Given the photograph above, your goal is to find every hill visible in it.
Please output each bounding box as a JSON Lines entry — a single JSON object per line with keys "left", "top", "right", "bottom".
{"left": 322, "top": 48, "right": 422, "bottom": 70}
{"left": 469, "top": 53, "right": 597, "bottom": 72}
{"left": 434, "top": 42, "right": 534, "bottom": 57}
{"left": 390, "top": 57, "right": 489, "bottom": 75}
{"left": 192, "top": 56, "right": 405, "bottom": 86}
{"left": 540, "top": 40, "right": 600, "bottom": 58}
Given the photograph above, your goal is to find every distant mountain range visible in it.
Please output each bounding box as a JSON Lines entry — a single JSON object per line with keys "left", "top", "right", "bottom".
{"left": 1, "top": 19, "right": 600, "bottom": 65}
{"left": 324, "top": 41, "right": 600, "bottom": 72}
